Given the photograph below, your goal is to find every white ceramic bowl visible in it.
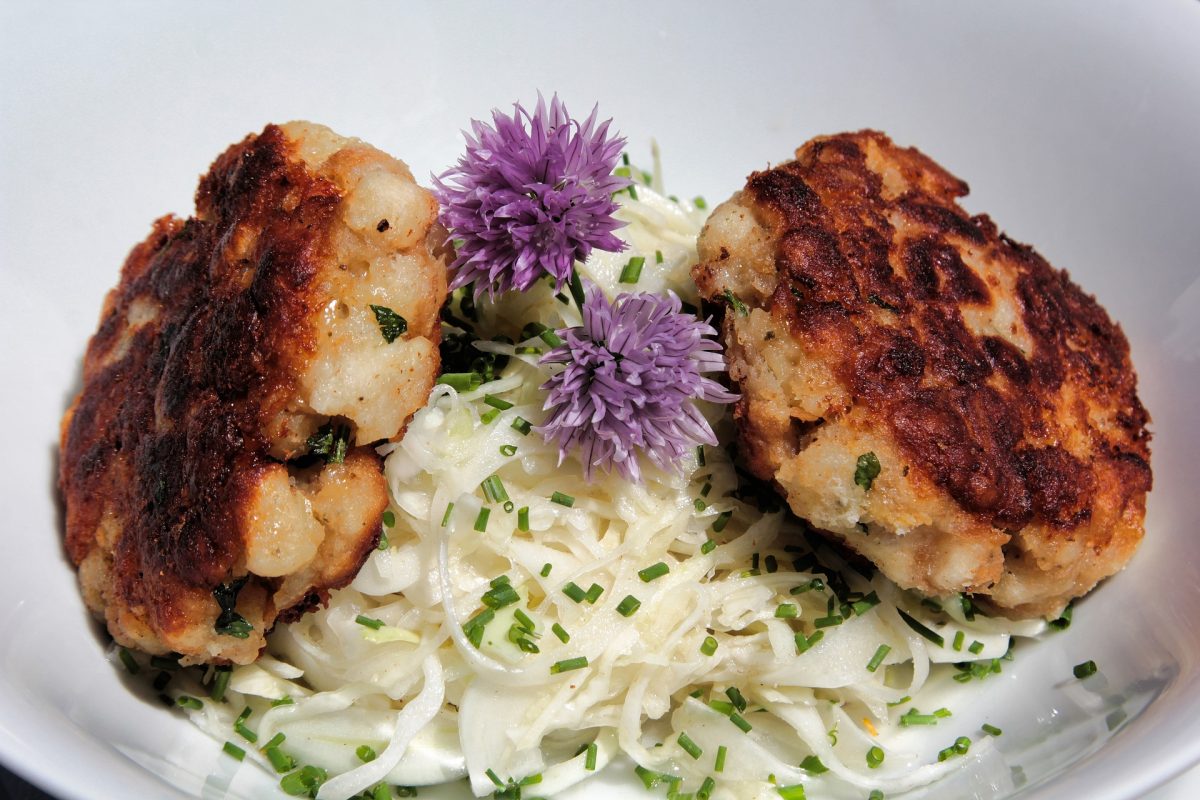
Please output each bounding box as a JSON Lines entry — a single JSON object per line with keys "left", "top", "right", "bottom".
{"left": 2, "top": 3, "right": 1198, "bottom": 798}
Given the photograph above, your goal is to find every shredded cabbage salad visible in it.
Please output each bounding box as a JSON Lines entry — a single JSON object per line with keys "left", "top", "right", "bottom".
{"left": 145, "top": 160, "right": 1046, "bottom": 800}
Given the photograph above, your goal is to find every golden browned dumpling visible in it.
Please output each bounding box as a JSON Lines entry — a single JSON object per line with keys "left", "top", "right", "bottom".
{"left": 693, "top": 130, "right": 1151, "bottom": 618}
{"left": 59, "top": 122, "right": 448, "bottom": 664}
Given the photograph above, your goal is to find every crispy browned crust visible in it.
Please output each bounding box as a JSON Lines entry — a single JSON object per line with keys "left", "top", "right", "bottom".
{"left": 694, "top": 131, "right": 1152, "bottom": 616}
{"left": 59, "top": 124, "right": 440, "bottom": 663}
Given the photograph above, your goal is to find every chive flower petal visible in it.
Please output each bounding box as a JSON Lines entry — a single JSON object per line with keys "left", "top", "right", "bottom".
{"left": 538, "top": 284, "right": 737, "bottom": 483}
{"left": 433, "top": 94, "right": 631, "bottom": 298}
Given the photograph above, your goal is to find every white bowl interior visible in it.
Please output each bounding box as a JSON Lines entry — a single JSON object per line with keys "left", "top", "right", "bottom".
{"left": 1, "top": 3, "right": 1198, "bottom": 798}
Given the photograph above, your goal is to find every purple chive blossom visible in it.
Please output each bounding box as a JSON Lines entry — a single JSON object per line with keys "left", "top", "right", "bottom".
{"left": 538, "top": 284, "right": 738, "bottom": 483}
{"left": 432, "top": 95, "right": 632, "bottom": 298}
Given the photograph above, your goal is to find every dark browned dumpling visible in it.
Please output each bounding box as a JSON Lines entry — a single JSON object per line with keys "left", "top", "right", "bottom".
{"left": 60, "top": 122, "right": 448, "bottom": 664}
{"left": 693, "top": 130, "right": 1151, "bottom": 618}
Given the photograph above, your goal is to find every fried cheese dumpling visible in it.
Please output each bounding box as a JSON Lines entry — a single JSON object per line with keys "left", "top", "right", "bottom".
{"left": 693, "top": 131, "right": 1151, "bottom": 618}
{"left": 59, "top": 122, "right": 448, "bottom": 664}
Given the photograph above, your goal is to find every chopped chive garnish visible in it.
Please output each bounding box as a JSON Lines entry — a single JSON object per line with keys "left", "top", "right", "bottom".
{"left": 851, "top": 591, "right": 880, "bottom": 616}
{"left": 800, "top": 755, "right": 827, "bottom": 774}
{"left": 482, "top": 583, "right": 520, "bottom": 609}
{"left": 725, "top": 686, "right": 747, "bottom": 712}
{"left": 356, "top": 745, "right": 377, "bottom": 763}
{"left": 866, "top": 746, "right": 885, "bottom": 769}
{"left": 175, "top": 695, "right": 203, "bottom": 710}
{"left": 961, "top": 594, "right": 977, "bottom": 621}
{"left": 1050, "top": 603, "right": 1074, "bottom": 631}
{"left": 616, "top": 595, "right": 641, "bottom": 617}
{"left": 982, "top": 723, "right": 1003, "bottom": 736}
{"left": 516, "top": 506, "right": 531, "bottom": 531}
{"left": 265, "top": 745, "right": 296, "bottom": 773}
{"left": 463, "top": 608, "right": 494, "bottom": 648}
{"left": 619, "top": 256, "right": 646, "bottom": 284}
{"left": 869, "top": 792, "right": 884, "bottom": 800}
{"left": 382, "top": 509, "right": 396, "bottom": 527}
{"left": 729, "top": 713, "right": 753, "bottom": 733}
{"left": 503, "top": 500, "right": 514, "bottom": 513}
{"left": 540, "top": 562, "right": 552, "bottom": 577}
{"left": 514, "top": 345, "right": 543, "bottom": 355}
{"left": 708, "top": 699, "right": 734, "bottom": 715}
{"left": 550, "top": 491, "right": 575, "bottom": 507}
{"left": 441, "top": 503, "right": 454, "bottom": 527}
{"left": 700, "top": 483, "right": 713, "bottom": 497}
{"left": 899, "top": 709, "right": 938, "bottom": 726}
{"left": 955, "top": 736, "right": 971, "bottom": 754}
{"left": 693, "top": 196, "right": 708, "bottom": 210}
{"left": 210, "top": 666, "right": 231, "bottom": 702}
{"left": 262, "top": 733, "right": 286, "bottom": 750}
{"left": 655, "top": 249, "right": 664, "bottom": 264}
{"left": 481, "top": 475, "right": 510, "bottom": 504}
{"left": 500, "top": 444, "right": 518, "bottom": 457}
{"left": 764, "top": 554, "right": 778, "bottom": 573}
{"left": 638, "top": 562, "right": 670, "bottom": 582}
{"left": 712, "top": 510, "right": 733, "bottom": 532}
{"left": 585, "top": 742, "right": 598, "bottom": 770}
{"left": 678, "top": 732, "right": 703, "bottom": 759}
{"left": 514, "top": 636, "right": 540, "bottom": 653}
{"left": 118, "top": 648, "right": 140, "bottom": 675}
{"left": 552, "top": 623, "right": 570, "bottom": 643}
{"left": 694, "top": 498, "right": 707, "bottom": 512}
{"left": 584, "top": 583, "right": 604, "bottom": 604}
{"left": 701, "top": 538, "right": 717, "bottom": 554}
{"left": 791, "top": 578, "right": 824, "bottom": 595}
{"left": 369, "top": 305, "right": 408, "bottom": 343}
{"left": 1074, "top": 660, "right": 1098, "bottom": 679}
{"left": 483, "top": 394, "right": 513, "bottom": 410}
{"left": 356, "top": 615, "right": 384, "bottom": 630}
{"left": 271, "top": 695, "right": 294, "bottom": 707}
{"left": 485, "top": 768, "right": 504, "bottom": 787}
{"left": 150, "top": 654, "right": 181, "bottom": 671}
{"left": 696, "top": 446, "right": 706, "bottom": 466}
{"left": 698, "top": 776, "right": 716, "bottom": 800}
{"left": 562, "top": 582, "right": 586, "bottom": 603}
{"left": 511, "top": 417, "right": 532, "bottom": 435}
{"left": 775, "top": 603, "right": 798, "bottom": 619}
{"left": 813, "top": 615, "right": 843, "bottom": 628}
{"left": 854, "top": 451, "right": 882, "bottom": 491}
{"left": 701, "top": 636, "right": 719, "bottom": 656}
{"left": 377, "top": 529, "right": 389, "bottom": 550}
{"left": 635, "top": 765, "right": 665, "bottom": 790}
{"left": 715, "top": 744, "right": 728, "bottom": 772}
{"left": 223, "top": 742, "right": 246, "bottom": 761}
{"left": 776, "top": 786, "right": 806, "bottom": 800}
{"left": 953, "top": 630, "right": 965, "bottom": 651}
{"left": 968, "top": 640, "right": 984, "bottom": 655}
{"left": 722, "top": 289, "right": 749, "bottom": 317}
{"left": 234, "top": 718, "right": 258, "bottom": 743}
{"left": 888, "top": 695, "right": 911, "bottom": 707}
{"left": 480, "top": 408, "right": 501, "bottom": 424}
{"left": 898, "top": 609, "right": 944, "bottom": 647}
{"left": 867, "top": 644, "right": 891, "bottom": 673}
{"left": 437, "top": 372, "right": 483, "bottom": 392}
{"left": 473, "top": 507, "right": 490, "bottom": 532}
{"left": 550, "top": 656, "right": 588, "bottom": 674}
{"left": 935, "top": 708, "right": 952, "bottom": 718}
{"left": 795, "top": 630, "right": 824, "bottom": 653}
{"left": 512, "top": 608, "right": 535, "bottom": 632}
